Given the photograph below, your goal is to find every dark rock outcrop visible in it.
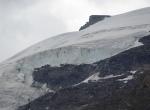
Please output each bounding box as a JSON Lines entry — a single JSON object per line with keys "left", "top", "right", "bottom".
{"left": 32, "top": 64, "right": 96, "bottom": 89}
{"left": 18, "top": 69, "right": 150, "bottom": 110}
{"left": 79, "top": 15, "right": 111, "bottom": 31}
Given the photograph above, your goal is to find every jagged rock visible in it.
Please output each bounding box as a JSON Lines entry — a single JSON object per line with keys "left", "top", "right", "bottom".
{"left": 18, "top": 69, "right": 150, "bottom": 110}
{"left": 32, "top": 64, "right": 96, "bottom": 89}
{"left": 79, "top": 15, "right": 111, "bottom": 31}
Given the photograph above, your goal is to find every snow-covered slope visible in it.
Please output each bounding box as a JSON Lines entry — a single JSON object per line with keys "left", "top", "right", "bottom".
{"left": 0, "top": 7, "right": 150, "bottom": 110}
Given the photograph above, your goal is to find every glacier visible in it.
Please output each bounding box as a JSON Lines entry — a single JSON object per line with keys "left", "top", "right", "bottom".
{"left": 0, "top": 7, "right": 150, "bottom": 110}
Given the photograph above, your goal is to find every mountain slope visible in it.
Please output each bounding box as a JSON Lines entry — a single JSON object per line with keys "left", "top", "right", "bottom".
{"left": 18, "top": 34, "right": 150, "bottom": 110}
{"left": 0, "top": 7, "right": 150, "bottom": 110}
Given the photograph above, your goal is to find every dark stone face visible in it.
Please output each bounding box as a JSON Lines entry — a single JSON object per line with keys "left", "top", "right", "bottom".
{"left": 18, "top": 34, "right": 150, "bottom": 110}
{"left": 89, "top": 15, "right": 110, "bottom": 23}
{"left": 79, "top": 15, "right": 111, "bottom": 31}
{"left": 139, "top": 35, "right": 150, "bottom": 45}
{"left": 18, "top": 70, "right": 150, "bottom": 110}
{"left": 32, "top": 64, "right": 96, "bottom": 89}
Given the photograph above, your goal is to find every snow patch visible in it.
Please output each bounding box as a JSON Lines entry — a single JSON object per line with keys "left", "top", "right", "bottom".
{"left": 118, "top": 75, "right": 133, "bottom": 83}
{"left": 82, "top": 72, "right": 100, "bottom": 83}
{"left": 74, "top": 74, "right": 123, "bottom": 86}
{"left": 130, "top": 70, "right": 137, "bottom": 74}
{"left": 99, "top": 74, "right": 123, "bottom": 80}
{"left": 132, "top": 40, "right": 143, "bottom": 47}
{"left": 41, "top": 83, "right": 55, "bottom": 94}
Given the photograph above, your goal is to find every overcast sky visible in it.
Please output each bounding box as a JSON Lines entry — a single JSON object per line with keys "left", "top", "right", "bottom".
{"left": 0, "top": 0, "right": 150, "bottom": 62}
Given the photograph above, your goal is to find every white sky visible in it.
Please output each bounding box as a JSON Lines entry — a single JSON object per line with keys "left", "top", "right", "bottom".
{"left": 0, "top": 0, "right": 150, "bottom": 62}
